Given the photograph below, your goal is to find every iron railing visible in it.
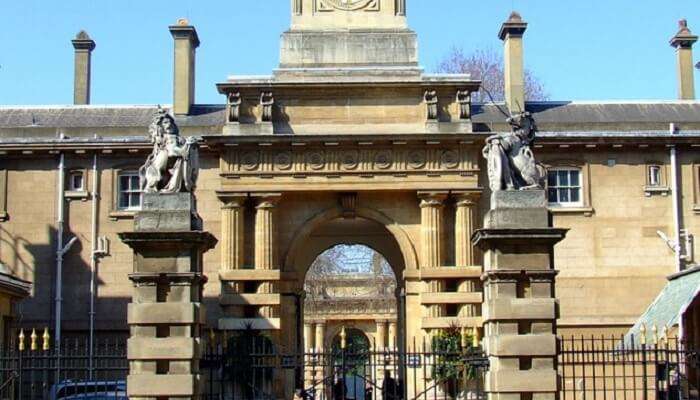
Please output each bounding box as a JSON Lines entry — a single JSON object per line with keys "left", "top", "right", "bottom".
{"left": 0, "top": 330, "right": 127, "bottom": 400}
{"left": 559, "top": 336, "right": 699, "bottom": 400}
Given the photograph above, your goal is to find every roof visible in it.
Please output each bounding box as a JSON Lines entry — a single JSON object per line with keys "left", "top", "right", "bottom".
{"left": 624, "top": 266, "right": 700, "bottom": 347}
{"left": 0, "top": 101, "right": 699, "bottom": 132}
{"left": 0, "top": 105, "right": 225, "bottom": 129}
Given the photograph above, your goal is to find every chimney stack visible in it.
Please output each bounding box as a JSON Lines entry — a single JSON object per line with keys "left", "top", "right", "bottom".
{"left": 670, "top": 19, "right": 698, "bottom": 100}
{"left": 499, "top": 12, "right": 528, "bottom": 114}
{"left": 72, "top": 31, "right": 96, "bottom": 105}
{"left": 169, "top": 19, "right": 200, "bottom": 116}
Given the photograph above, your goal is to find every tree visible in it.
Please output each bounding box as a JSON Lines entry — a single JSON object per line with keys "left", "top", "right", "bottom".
{"left": 437, "top": 47, "right": 548, "bottom": 103}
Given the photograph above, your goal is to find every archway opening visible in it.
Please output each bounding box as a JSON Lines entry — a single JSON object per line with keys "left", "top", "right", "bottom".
{"left": 302, "top": 242, "right": 399, "bottom": 353}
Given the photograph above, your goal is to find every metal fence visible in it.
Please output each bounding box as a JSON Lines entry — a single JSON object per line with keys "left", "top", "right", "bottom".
{"left": 200, "top": 337, "right": 489, "bottom": 400}
{"left": 559, "top": 336, "right": 699, "bottom": 400}
{"left": 0, "top": 329, "right": 128, "bottom": 400}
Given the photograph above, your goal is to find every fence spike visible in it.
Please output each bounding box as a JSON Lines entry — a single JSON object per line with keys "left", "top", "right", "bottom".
{"left": 42, "top": 327, "right": 51, "bottom": 351}
{"left": 30, "top": 329, "right": 37, "bottom": 351}
{"left": 652, "top": 324, "right": 659, "bottom": 345}
{"left": 639, "top": 323, "right": 647, "bottom": 346}
{"left": 18, "top": 329, "right": 25, "bottom": 352}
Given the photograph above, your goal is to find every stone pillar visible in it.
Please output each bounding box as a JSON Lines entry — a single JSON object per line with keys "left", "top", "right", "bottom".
{"left": 315, "top": 321, "right": 326, "bottom": 352}
{"left": 71, "top": 31, "right": 95, "bottom": 105}
{"left": 670, "top": 19, "right": 698, "bottom": 100}
{"left": 473, "top": 190, "right": 566, "bottom": 400}
{"left": 499, "top": 12, "right": 528, "bottom": 114}
{"left": 455, "top": 192, "right": 480, "bottom": 266}
{"left": 388, "top": 321, "right": 397, "bottom": 350}
{"left": 304, "top": 322, "right": 314, "bottom": 352}
{"left": 419, "top": 192, "right": 447, "bottom": 268}
{"left": 376, "top": 321, "right": 387, "bottom": 350}
{"left": 254, "top": 195, "right": 280, "bottom": 270}
{"left": 121, "top": 193, "right": 217, "bottom": 400}
{"left": 221, "top": 195, "right": 246, "bottom": 271}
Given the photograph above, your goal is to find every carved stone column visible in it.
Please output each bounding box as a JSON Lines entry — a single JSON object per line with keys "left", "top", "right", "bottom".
{"left": 455, "top": 192, "right": 480, "bottom": 266}
{"left": 315, "top": 321, "right": 326, "bottom": 353}
{"left": 473, "top": 190, "right": 566, "bottom": 400}
{"left": 419, "top": 193, "right": 447, "bottom": 268}
{"left": 221, "top": 195, "right": 246, "bottom": 271}
{"left": 254, "top": 195, "right": 281, "bottom": 270}
{"left": 121, "top": 193, "right": 217, "bottom": 400}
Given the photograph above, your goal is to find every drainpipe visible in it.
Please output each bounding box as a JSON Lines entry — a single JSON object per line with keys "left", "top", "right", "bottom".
{"left": 55, "top": 137, "right": 78, "bottom": 354}
{"left": 88, "top": 152, "right": 99, "bottom": 379}
{"left": 669, "top": 123, "right": 683, "bottom": 273}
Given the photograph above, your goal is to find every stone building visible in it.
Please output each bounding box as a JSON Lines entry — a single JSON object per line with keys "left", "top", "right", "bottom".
{"left": 0, "top": 0, "right": 699, "bottom": 354}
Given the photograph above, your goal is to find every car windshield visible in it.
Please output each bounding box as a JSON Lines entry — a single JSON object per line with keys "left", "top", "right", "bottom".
{"left": 55, "top": 383, "right": 125, "bottom": 399}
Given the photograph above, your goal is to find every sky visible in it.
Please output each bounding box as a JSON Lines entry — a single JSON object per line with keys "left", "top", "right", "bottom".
{"left": 1, "top": 0, "right": 699, "bottom": 105}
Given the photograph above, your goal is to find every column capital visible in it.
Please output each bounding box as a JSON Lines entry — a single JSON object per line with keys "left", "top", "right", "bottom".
{"left": 220, "top": 193, "right": 247, "bottom": 209}
{"left": 252, "top": 193, "right": 282, "bottom": 206}
{"left": 418, "top": 191, "right": 448, "bottom": 207}
{"left": 453, "top": 191, "right": 482, "bottom": 206}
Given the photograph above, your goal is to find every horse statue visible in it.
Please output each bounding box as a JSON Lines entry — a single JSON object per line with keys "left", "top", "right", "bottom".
{"left": 483, "top": 111, "right": 545, "bottom": 192}
{"left": 140, "top": 108, "right": 199, "bottom": 194}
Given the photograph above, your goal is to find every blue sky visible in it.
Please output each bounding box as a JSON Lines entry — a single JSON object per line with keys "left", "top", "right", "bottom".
{"left": 1, "top": 0, "right": 699, "bottom": 105}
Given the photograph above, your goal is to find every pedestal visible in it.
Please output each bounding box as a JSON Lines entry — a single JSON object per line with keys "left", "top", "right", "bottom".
{"left": 473, "top": 190, "right": 566, "bottom": 400}
{"left": 120, "top": 193, "right": 217, "bottom": 400}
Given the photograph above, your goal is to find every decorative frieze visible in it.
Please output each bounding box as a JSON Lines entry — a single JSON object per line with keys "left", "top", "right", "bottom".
{"left": 221, "top": 146, "right": 478, "bottom": 176}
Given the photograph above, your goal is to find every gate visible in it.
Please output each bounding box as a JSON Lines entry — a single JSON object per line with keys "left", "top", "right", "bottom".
{"left": 201, "top": 338, "right": 489, "bottom": 400}
{"left": 559, "top": 336, "right": 699, "bottom": 400}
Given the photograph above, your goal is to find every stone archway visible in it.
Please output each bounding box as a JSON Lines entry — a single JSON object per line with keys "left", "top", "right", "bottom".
{"left": 302, "top": 243, "right": 399, "bottom": 354}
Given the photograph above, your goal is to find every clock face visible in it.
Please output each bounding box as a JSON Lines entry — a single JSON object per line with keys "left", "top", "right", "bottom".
{"left": 320, "top": 0, "right": 374, "bottom": 11}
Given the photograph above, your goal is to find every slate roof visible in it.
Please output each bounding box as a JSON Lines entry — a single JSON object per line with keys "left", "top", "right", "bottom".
{"left": 624, "top": 266, "right": 700, "bottom": 348}
{"left": 0, "top": 105, "right": 225, "bottom": 129}
{"left": 473, "top": 101, "right": 700, "bottom": 125}
{"left": 0, "top": 101, "right": 699, "bottom": 131}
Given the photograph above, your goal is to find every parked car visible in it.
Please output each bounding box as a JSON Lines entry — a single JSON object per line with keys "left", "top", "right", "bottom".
{"left": 50, "top": 380, "right": 127, "bottom": 400}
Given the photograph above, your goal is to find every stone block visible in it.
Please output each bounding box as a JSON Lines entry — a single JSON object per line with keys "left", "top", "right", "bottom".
{"left": 127, "top": 302, "right": 205, "bottom": 325}
{"left": 483, "top": 298, "right": 557, "bottom": 322}
{"left": 485, "top": 370, "right": 558, "bottom": 393}
{"left": 485, "top": 334, "right": 557, "bottom": 357}
{"left": 127, "top": 337, "right": 200, "bottom": 360}
{"left": 279, "top": 30, "right": 419, "bottom": 69}
{"left": 484, "top": 190, "right": 549, "bottom": 229}
{"left": 127, "top": 374, "right": 199, "bottom": 397}
{"left": 136, "top": 193, "right": 200, "bottom": 231}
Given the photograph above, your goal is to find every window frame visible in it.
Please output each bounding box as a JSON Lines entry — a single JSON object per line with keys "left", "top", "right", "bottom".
{"left": 116, "top": 171, "right": 141, "bottom": 211}
{"left": 540, "top": 159, "right": 593, "bottom": 216}
{"left": 546, "top": 167, "right": 584, "bottom": 208}
{"left": 110, "top": 166, "right": 142, "bottom": 219}
{"left": 643, "top": 161, "right": 670, "bottom": 197}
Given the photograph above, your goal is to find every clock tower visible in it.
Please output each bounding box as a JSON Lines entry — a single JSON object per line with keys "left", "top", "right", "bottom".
{"left": 280, "top": 0, "right": 417, "bottom": 73}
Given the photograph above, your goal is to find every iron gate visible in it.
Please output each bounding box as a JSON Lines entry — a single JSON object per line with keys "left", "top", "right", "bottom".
{"left": 200, "top": 339, "right": 489, "bottom": 400}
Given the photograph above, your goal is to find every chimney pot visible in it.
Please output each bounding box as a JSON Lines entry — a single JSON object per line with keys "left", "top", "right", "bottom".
{"left": 71, "top": 30, "right": 96, "bottom": 105}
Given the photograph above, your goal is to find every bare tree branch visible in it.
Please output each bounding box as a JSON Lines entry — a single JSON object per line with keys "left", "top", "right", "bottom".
{"left": 436, "top": 47, "right": 549, "bottom": 103}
